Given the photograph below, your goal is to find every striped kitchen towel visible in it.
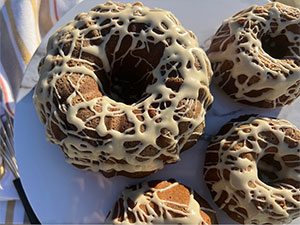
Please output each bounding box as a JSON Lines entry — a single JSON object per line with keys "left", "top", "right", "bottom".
{"left": 0, "top": 0, "right": 82, "bottom": 116}
{"left": 0, "top": 0, "right": 82, "bottom": 223}
{"left": 0, "top": 200, "right": 28, "bottom": 224}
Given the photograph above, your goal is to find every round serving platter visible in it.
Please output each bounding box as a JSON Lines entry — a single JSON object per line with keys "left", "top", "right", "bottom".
{"left": 15, "top": 0, "right": 300, "bottom": 223}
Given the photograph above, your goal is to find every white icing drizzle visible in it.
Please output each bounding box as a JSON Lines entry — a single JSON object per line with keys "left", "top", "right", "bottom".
{"left": 208, "top": 2, "right": 300, "bottom": 107}
{"left": 105, "top": 180, "right": 212, "bottom": 224}
{"left": 204, "top": 115, "right": 300, "bottom": 224}
{"left": 33, "top": 2, "right": 213, "bottom": 175}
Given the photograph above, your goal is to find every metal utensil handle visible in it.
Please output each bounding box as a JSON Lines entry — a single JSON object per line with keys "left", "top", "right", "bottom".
{"left": 13, "top": 178, "right": 41, "bottom": 224}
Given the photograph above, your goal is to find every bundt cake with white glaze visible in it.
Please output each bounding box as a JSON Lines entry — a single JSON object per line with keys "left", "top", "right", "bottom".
{"left": 105, "top": 179, "right": 218, "bottom": 224}
{"left": 34, "top": 1, "right": 213, "bottom": 178}
{"left": 208, "top": 2, "right": 300, "bottom": 108}
{"left": 204, "top": 115, "right": 300, "bottom": 224}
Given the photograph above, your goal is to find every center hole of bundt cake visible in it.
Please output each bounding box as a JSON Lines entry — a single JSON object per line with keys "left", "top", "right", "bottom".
{"left": 99, "top": 37, "right": 165, "bottom": 105}
{"left": 257, "top": 154, "right": 282, "bottom": 186}
{"left": 107, "top": 58, "right": 154, "bottom": 105}
{"left": 261, "top": 34, "right": 291, "bottom": 59}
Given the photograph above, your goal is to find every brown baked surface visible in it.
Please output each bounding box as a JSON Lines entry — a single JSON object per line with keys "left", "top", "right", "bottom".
{"left": 208, "top": 2, "right": 300, "bottom": 108}
{"left": 203, "top": 115, "right": 300, "bottom": 224}
{"left": 34, "top": 1, "right": 213, "bottom": 177}
{"left": 105, "top": 179, "right": 218, "bottom": 224}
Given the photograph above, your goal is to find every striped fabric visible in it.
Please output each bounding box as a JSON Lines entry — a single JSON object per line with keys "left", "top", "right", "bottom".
{"left": 0, "top": 0, "right": 82, "bottom": 117}
{"left": 0, "top": 200, "right": 27, "bottom": 224}
{"left": 0, "top": 0, "right": 82, "bottom": 223}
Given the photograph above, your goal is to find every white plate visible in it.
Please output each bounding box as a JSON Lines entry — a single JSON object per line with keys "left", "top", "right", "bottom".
{"left": 15, "top": 0, "right": 300, "bottom": 224}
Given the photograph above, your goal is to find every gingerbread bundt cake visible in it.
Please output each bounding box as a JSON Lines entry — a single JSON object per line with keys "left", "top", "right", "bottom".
{"left": 208, "top": 2, "right": 300, "bottom": 108}
{"left": 204, "top": 115, "right": 300, "bottom": 224}
{"left": 105, "top": 179, "right": 218, "bottom": 224}
{"left": 34, "top": 2, "right": 213, "bottom": 178}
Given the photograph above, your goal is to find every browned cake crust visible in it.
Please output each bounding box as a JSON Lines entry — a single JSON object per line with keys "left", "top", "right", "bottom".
{"left": 105, "top": 179, "right": 218, "bottom": 224}
{"left": 34, "top": 1, "right": 213, "bottom": 177}
{"left": 203, "top": 115, "right": 300, "bottom": 224}
{"left": 208, "top": 3, "right": 300, "bottom": 108}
